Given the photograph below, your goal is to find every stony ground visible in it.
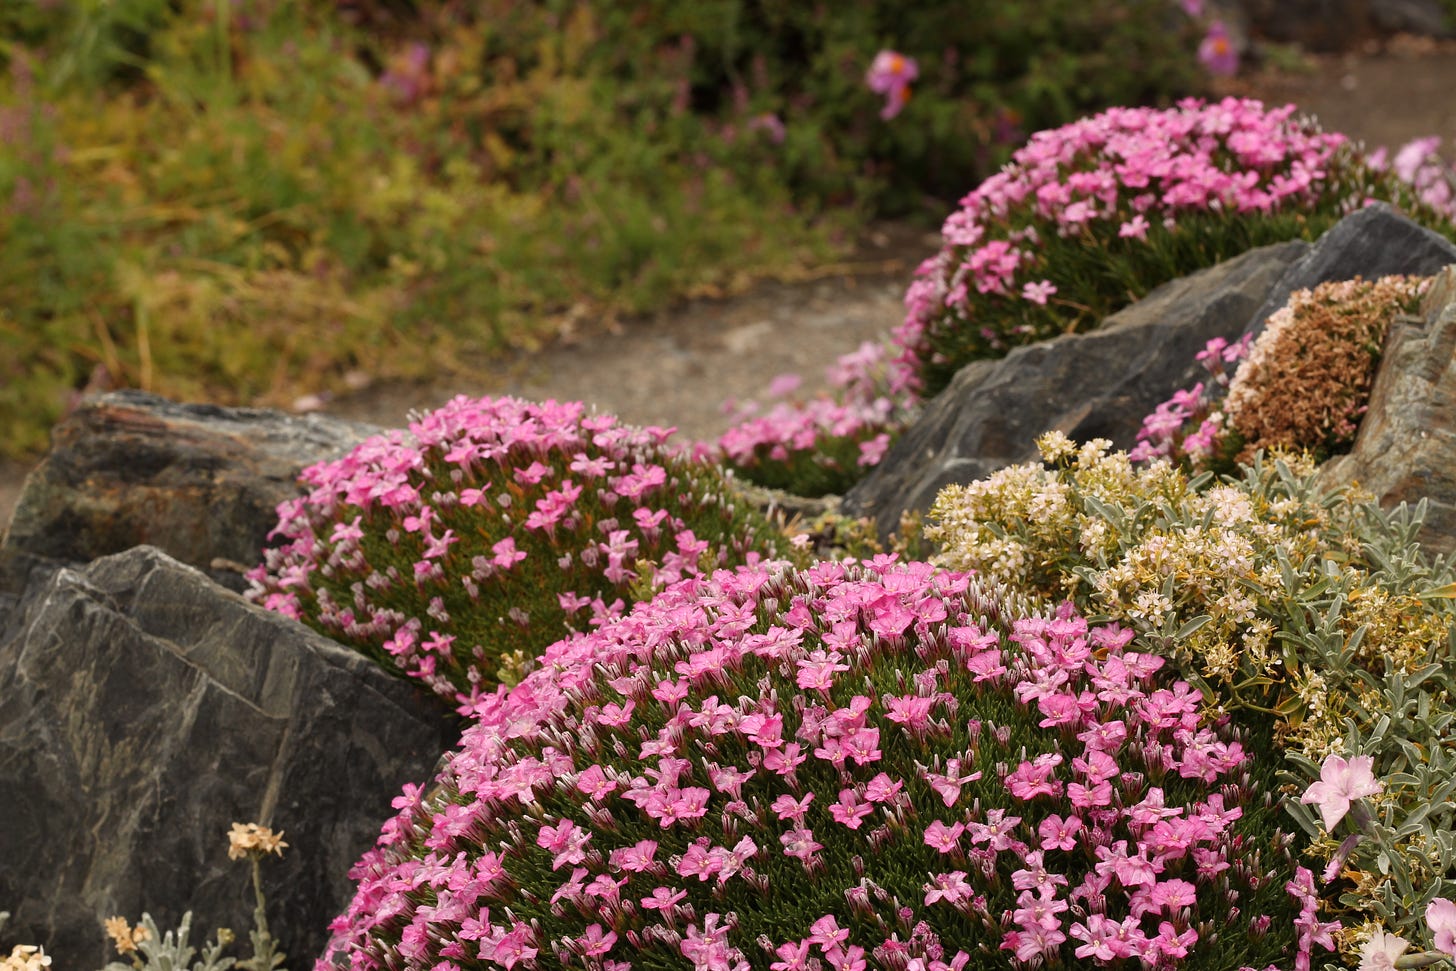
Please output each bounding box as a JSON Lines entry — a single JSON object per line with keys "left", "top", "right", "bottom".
{"left": 5, "top": 39, "right": 1456, "bottom": 531}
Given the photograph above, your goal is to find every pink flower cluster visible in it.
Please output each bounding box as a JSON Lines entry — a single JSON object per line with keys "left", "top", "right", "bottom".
{"left": 247, "top": 395, "right": 776, "bottom": 708}
{"left": 895, "top": 98, "right": 1349, "bottom": 394}
{"left": 1131, "top": 334, "right": 1249, "bottom": 465}
{"left": 715, "top": 340, "right": 908, "bottom": 495}
{"left": 716, "top": 99, "right": 1374, "bottom": 492}
{"left": 1368, "top": 135, "right": 1456, "bottom": 219}
{"left": 320, "top": 559, "right": 1324, "bottom": 971}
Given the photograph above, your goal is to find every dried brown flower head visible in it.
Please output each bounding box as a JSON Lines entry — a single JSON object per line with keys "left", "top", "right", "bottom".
{"left": 1225, "top": 275, "right": 1427, "bottom": 462}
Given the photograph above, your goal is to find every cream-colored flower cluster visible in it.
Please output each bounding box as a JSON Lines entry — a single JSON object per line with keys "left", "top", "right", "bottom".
{"left": 1, "top": 946, "right": 49, "bottom": 971}
{"left": 226, "top": 821, "right": 287, "bottom": 861}
{"left": 929, "top": 436, "right": 1335, "bottom": 706}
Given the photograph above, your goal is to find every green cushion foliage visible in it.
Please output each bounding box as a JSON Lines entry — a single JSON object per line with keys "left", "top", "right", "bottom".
{"left": 0, "top": 0, "right": 1209, "bottom": 460}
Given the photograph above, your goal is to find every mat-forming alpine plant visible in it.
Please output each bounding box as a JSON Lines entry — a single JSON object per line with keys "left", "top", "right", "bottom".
{"left": 1133, "top": 277, "right": 1428, "bottom": 471}
{"left": 248, "top": 395, "right": 792, "bottom": 709}
{"left": 893, "top": 97, "right": 1440, "bottom": 399}
{"left": 319, "top": 559, "right": 1328, "bottom": 971}
{"left": 926, "top": 435, "right": 1415, "bottom": 721}
{"left": 716, "top": 341, "right": 907, "bottom": 497}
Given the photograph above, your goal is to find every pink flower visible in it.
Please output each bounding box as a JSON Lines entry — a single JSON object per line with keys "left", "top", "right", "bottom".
{"left": 923, "top": 819, "right": 966, "bottom": 853}
{"left": 1429, "top": 898, "right": 1456, "bottom": 956}
{"left": 780, "top": 826, "right": 823, "bottom": 862}
{"left": 1198, "top": 21, "right": 1239, "bottom": 78}
{"left": 923, "top": 870, "right": 973, "bottom": 906}
{"left": 1358, "top": 929, "right": 1409, "bottom": 971}
{"left": 1021, "top": 279, "right": 1058, "bottom": 305}
{"left": 1300, "top": 754, "right": 1382, "bottom": 831}
{"left": 1118, "top": 214, "right": 1150, "bottom": 240}
{"left": 865, "top": 49, "right": 919, "bottom": 120}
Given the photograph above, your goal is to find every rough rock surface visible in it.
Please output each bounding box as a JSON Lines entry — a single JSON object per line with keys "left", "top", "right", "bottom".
{"left": 1235, "top": 0, "right": 1451, "bottom": 48}
{"left": 1241, "top": 203, "right": 1456, "bottom": 345}
{"left": 841, "top": 241, "right": 1310, "bottom": 539}
{"left": 1, "top": 391, "right": 379, "bottom": 586}
{"left": 0, "top": 546, "right": 456, "bottom": 971}
{"left": 1321, "top": 265, "right": 1456, "bottom": 553}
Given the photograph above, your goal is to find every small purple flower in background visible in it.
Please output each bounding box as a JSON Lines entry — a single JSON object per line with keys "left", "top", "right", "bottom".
{"left": 1300, "top": 753, "right": 1382, "bottom": 831}
{"left": 1198, "top": 21, "right": 1239, "bottom": 77}
{"left": 747, "top": 113, "right": 787, "bottom": 145}
{"left": 1179, "top": 0, "right": 1204, "bottom": 14}
{"left": 866, "top": 50, "right": 918, "bottom": 120}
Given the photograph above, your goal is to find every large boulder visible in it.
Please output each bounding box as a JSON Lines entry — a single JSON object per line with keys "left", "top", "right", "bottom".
{"left": 1321, "top": 265, "right": 1456, "bottom": 553}
{"left": 1, "top": 391, "right": 379, "bottom": 587}
{"left": 1240, "top": 203, "right": 1456, "bottom": 346}
{"left": 842, "top": 240, "right": 1310, "bottom": 539}
{"left": 0, "top": 545, "right": 456, "bottom": 970}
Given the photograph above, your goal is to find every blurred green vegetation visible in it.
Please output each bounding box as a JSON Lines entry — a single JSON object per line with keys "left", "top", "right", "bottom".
{"left": 0, "top": 0, "right": 1205, "bottom": 457}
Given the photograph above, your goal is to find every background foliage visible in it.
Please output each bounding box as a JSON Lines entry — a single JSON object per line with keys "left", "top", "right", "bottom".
{"left": 0, "top": 0, "right": 1205, "bottom": 457}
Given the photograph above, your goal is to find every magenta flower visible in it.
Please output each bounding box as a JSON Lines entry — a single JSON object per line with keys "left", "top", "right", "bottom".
{"left": 1300, "top": 754, "right": 1383, "bottom": 831}
{"left": 865, "top": 49, "right": 919, "bottom": 120}
{"left": 1198, "top": 21, "right": 1239, "bottom": 77}
{"left": 1429, "top": 898, "right": 1456, "bottom": 956}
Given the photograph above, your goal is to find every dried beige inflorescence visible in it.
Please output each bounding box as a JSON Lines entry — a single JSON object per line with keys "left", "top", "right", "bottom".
{"left": 104, "top": 916, "right": 151, "bottom": 955}
{"left": 226, "top": 821, "right": 288, "bottom": 861}
{"left": 1225, "top": 275, "right": 1428, "bottom": 461}
{"left": 1, "top": 946, "right": 49, "bottom": 971}
{"left": 929, "top": 436, "right": 1334, "bottom": 695}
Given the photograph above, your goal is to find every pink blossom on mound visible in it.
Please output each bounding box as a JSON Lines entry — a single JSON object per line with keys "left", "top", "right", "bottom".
{"left": 895, "top": 98, "right": 1350, "bottom": 396}
{"left": 722, "top": 100, "right": 1379, "bottom": 486}
{"left": 1370, "top": 135, "right": 1456, "bottom": 218}
{"left": 715, "top": 339, "right": 912, "bottom": 492}
{"left": 247, "top": 395, "right": 772, "bottom": 709}
{"left": 318, "top": 561, "right": 1327, "bottom": 971}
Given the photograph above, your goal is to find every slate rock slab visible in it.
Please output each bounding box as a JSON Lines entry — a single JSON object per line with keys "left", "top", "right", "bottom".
{"left": 0, "top": 545, "right": 456, "bottom": 970}
{"left": 1, "top": 391, "right": 379, "bottom": 585}
{"left": 842, "top": 240, "right": 1310, "bottom": 540}
{"left": 1240, "top": 203, "right": 1456, "bottom": 346}
{"left": 1321, "top": 265, "right": 1456, "bottom": 553}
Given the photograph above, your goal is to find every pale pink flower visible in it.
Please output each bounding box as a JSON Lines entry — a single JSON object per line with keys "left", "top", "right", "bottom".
{"left": 1358, "top": 929, "right": 1409, "bottom": 971}
{"left": 1428, "top": 898, "right": 1456, "bottom": 956}
{"left": 1300, "top": 754, "right": 1382, "bottom": 831}
{"left": 1118, "top": 214, "right": 1150, "bottom": 240}
{"left": 1022, "top": 280, "right": 1057, "bottom": 305}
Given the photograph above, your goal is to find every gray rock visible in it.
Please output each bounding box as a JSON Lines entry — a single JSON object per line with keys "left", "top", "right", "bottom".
{"left": 1, "top": 391, "right": 379, "bottom": 586}
{"left": 1237, "top": 0, "right": 1375, "bottom": 50}
{"left": 1241, "top": 203, "right": 1456, "bottom": 346}
{"left": 842, "top": 241, "right": 1311, "bottom": 539}
{"left": 1369, "top": 0, "right": 1452, "bottom": 35}
{"left": 1320, "top": 265, "right": 1456, "bottom": 553}
{"left": 0, "top": 546, "right": 455, "bottom": 971}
